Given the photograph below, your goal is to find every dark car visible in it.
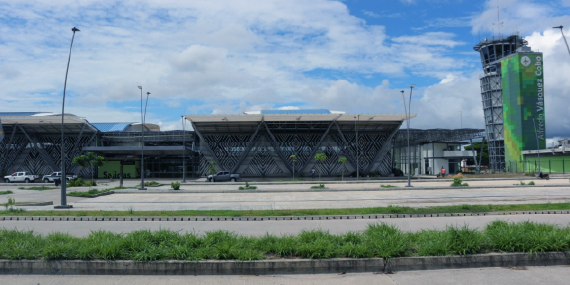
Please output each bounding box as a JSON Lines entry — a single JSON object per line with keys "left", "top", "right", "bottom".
{"left": 207, "top": 171, "right": 241, "bottom": 182}
{"left": 392, "top": 167, "right": 404, "bottom": 177}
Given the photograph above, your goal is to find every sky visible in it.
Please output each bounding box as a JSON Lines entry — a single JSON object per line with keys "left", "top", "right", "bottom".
{"left": 1, "top": 0, "right": 570, "bottom": 141}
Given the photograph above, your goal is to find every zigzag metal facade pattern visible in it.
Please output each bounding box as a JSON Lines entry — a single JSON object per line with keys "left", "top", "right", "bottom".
{"left": 0, "top": 119, "right": 98, "bottom": 176}
{"left": 190, "top": 115, "right": 404, "bottom": 177}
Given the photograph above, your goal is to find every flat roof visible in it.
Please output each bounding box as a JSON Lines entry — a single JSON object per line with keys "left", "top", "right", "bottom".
{"left": 186, "top": 113, "right": 414, "bottom": 123}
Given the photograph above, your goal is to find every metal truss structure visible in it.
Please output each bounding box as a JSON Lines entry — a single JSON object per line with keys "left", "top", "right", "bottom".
{"left": 473, "top": 35, "right": 528, "bottom": 171}
{"left": 394, "top": 129, "right": 486, "bottom": 146}
{"left": 0, "top": 116, "right": 98, "bottom": 176}
{"left": 189, "top": 114, "right": 404, "bottom": 177}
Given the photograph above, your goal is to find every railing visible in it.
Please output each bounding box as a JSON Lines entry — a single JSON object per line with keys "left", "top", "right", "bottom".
{"left": 504, "top": 160, "right": 570, "bottom": 174}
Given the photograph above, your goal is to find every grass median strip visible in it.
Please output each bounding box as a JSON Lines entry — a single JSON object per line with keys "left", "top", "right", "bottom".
{"left": 0, "top": 221, "right": 568, "bottom": 261}
{"left": 17, "top": 186, "right": 57, "bottom": 191}
{"left": 1, "top": 202, "right": 570, "bottom": 217}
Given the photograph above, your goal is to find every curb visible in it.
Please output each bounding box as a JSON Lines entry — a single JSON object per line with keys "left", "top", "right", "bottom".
{"left": 2, "top": 210, "right": 570, "bottom": 222}
{"left": 67, "top": 191, "right": 114, "bottom": 198}
{"left": 113, "top": 183, "right": 570, "bottom": 194}
{"left": 0, "top": 252, "right": 568, "bottom": 275}
{"left": 17, "top": 201, "right": 53, "bottom": 207}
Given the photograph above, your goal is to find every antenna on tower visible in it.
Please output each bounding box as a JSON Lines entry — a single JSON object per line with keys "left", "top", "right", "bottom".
{"left": 493, "top": 0, "right": 504, "bottom": 39}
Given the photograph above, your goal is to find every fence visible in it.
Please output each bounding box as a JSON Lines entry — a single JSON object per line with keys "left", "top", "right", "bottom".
{"left": 505, "top": 159, "right": 570, "bottom": 174}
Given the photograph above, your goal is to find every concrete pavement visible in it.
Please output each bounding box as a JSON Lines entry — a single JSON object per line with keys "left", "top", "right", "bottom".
{"left": 1, "top": 266, "right": 569, "bottom": 285}
{"left": 3, "top": 213, "right": 570, "bottom": 236}
{"left": 0, "top": 177, "right": 569, "bottom": 211}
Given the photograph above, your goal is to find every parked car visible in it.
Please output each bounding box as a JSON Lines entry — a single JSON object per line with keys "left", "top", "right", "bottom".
{"left": 43, "top": 172, "right": 78, "bottom": 183}
{"left": 3, "top": 172, "right": 40, "bottom": 183}
{"left": 207, "top": 171, "right": 241, "bottom": 182}
{"left": 392, "top": 167, "right": 404, "bottom": 177}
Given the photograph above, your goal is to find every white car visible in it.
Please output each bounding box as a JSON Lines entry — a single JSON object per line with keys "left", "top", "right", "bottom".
{"left": 42, "top": 172, "right": 78, "bottom": 183}
{"left": 4, "top": 172, "right": 39, "bottom": 183}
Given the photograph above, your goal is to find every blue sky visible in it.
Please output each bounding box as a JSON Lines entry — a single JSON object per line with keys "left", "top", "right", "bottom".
{"left": 1, "top": 0, "right": 570, "bottom": 140}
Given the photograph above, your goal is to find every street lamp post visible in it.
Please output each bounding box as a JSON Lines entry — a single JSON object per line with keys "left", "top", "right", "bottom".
{"left": 354, "top": 115, "right": 360, "bottom": 180}
{"left": 532, "top": 118, "right": 541, "bottom": 174}
{"left": 181, "top": 115, "right": 187, "bottom": 183}
{"left": 401, "top": 84, "right": 415, "bottom": 187}
{"left": 55, "top": 27, "right": 79, "bottom": 209}
{"left": 553, "top": 26, "right": 570, "bottom": 58}
{"left": 138, "top": 86, "right": 150, "bottom": 190}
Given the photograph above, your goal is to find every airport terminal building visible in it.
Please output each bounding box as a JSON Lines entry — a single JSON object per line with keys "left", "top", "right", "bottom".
{"left": 1, "top": 110, "right": 487, "bottom": 178}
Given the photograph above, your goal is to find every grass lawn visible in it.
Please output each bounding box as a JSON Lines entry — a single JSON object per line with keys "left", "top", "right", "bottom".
{"left": 1, "top": 202, "right": 569, "bottom": 217}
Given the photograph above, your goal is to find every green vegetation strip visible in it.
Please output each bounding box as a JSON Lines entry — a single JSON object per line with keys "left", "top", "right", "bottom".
{"left": 1, "top": 202, "right": 570, "bottom": 217}
{"left": 67, "top": 186, "right": 131, "bottom": 197}
{"left": 0, "top": 221, "right": 568, "bottom": 261}
{"left": 0, "top": 190, "right": 13, "bottom": 195}
{"left": 17, "top": 186, "right": 56, "bottom": 191}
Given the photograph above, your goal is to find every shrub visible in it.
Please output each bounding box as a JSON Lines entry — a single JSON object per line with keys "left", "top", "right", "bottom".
{"left": 171, "top": 181, "right": 181, "bottom": 190}
{"left": 451, "top": 177, "right": 469, "bottom": 187}
{"left": 67, "top": 178, "right": 85, "bottom": 187}
{"left": 239, "top": 182, "right": 257, "bottom": 190}
{"left": 310, "top": 183, "right": 326, "bottom": 189}
{"left": 528, "top": 181, "right": 535, "bottom": 185}
{"left": 84, "top": 180, "right": 97, "bottom": 187}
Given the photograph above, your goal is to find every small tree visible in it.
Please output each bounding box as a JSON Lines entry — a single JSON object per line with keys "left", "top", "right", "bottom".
{"left": 314, "top": 152, "right": 327, "bottom": 181}
{"left": 207, "top": 160, "right": 218, "bottom": 175}
{"left": 338, "top": 156, "right": 347, "bottom": 181}
{"left": 290, "top": 154, "right": 297, "bottom": 179}
{"left": 71, "top": 152, "right": 104, "bottom": 185}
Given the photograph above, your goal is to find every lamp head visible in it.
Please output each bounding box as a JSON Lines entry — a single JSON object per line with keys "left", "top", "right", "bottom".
{"left": 137, "top": 86, "right": 142, "bottom": 89}
{"left": 410, "top": 84, "right": 416, "bottom": 89}
{"left": 400, "top": 90, "right": 404, "bottom": 94}
{"left": 72, "top": 27, "right": 80, "bottom": 32}
{"left": 146, "top": 92, "right": 151, "bottom": 96}
{"left": 553, "top": 26, "right": 563, "bottom": 29}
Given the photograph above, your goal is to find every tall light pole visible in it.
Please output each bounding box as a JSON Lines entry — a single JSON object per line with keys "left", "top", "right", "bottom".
{"left": 553, "top": 26, "right": 570, "bottom": 58}
{"left": 532, "top": 117, "right": 541, "bottom": 174}
{"left": 354, "top": 115, "right": 360, "bottom": 180}
{"left": 138, "top": 86, "right": 150, "bottom": 190}
{"left": 181, "top": 115, "right": 187, "bottom": 183}
{"left": 55, "top": 27, "right": 79, "bottom": 209}
{"left": 401, "top": 84, "right": 415, "bottom": 187}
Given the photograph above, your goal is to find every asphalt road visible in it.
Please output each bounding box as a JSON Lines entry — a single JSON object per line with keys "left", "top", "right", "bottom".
{"left": 1, "top": 266, "right": 569, "bottom": 285}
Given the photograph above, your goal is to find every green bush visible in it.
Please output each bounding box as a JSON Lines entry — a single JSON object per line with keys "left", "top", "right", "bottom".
{"left": 239, "top": 182, "right": 257, "bottom": 190}
{"left": 451, "top": 177, "right": 468, "bottom": 187}
{"left": 528, "top": 181, "right": 535, "bottom": 185}
{"left": 67, "top": 178, "right": 85, "bottom": 187}
{"left": 310, "top": 183, "right": 327, "bottom": 189}
{"left": 0, "top": 190, "right": 13, "bottom": 195}
{"left": 171, "top": 181, "right": 181, "bottom": 190}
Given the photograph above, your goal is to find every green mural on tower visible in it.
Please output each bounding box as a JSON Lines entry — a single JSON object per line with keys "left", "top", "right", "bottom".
{"left": 501, "top": 53, "right": 545, "bottom": 171}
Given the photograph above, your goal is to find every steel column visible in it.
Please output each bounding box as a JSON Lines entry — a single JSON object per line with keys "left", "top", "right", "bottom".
{"left": 262, "top": 121, "right": 294, "bottom": 174}
{"left": 300, "top": 120, "right": 335, "bottom": 173}
{"left": 231, "top": 121, "right": 263, "bottom": 174}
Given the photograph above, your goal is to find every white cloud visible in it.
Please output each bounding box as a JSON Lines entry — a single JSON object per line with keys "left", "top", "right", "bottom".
{"left": 0, "top": 0, "right": 568, "bottom": 138}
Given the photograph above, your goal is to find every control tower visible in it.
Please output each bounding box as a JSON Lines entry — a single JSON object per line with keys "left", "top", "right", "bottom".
{"left": 474, "top": 35, "right": 545, "bottom": 171}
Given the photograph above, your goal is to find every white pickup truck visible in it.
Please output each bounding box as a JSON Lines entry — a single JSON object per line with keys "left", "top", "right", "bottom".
{"left": 42, "top": 172, "right": 78, "bottom": 183}
{"left": 3, "top": 172, "right": 40, "bottom": 183}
